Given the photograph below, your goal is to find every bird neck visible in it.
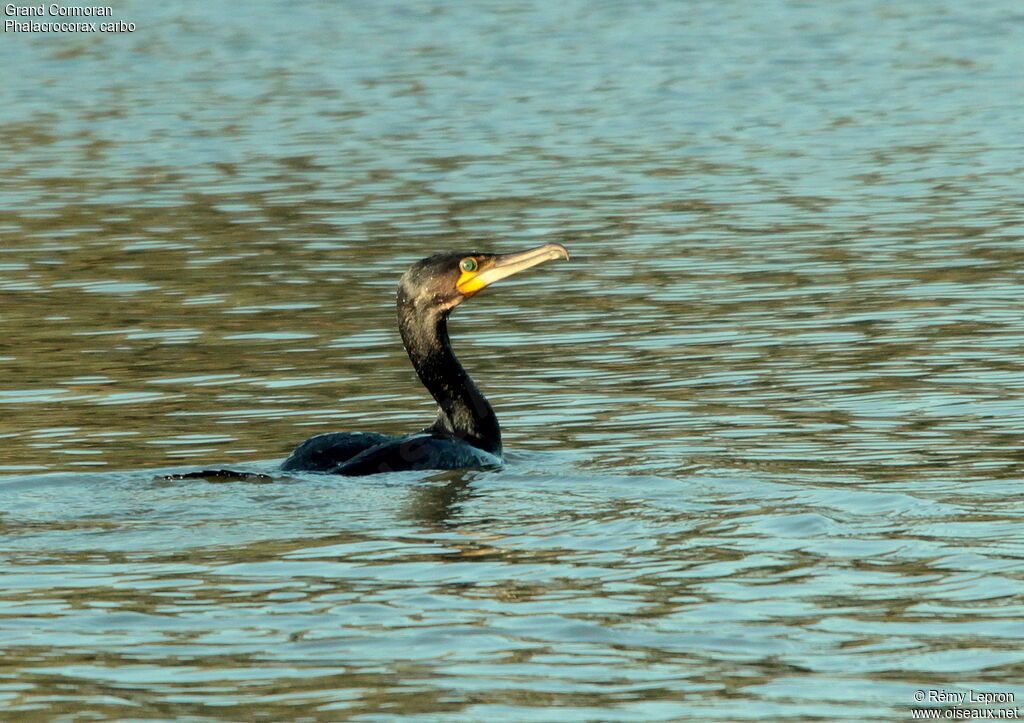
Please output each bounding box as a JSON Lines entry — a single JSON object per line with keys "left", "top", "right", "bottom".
{"left": 398, "top": 303, "right": 501, "bottom": 456}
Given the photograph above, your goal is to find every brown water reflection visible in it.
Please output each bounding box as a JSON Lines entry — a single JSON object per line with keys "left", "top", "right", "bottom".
{"left": 3, "top": 177, "right": 1022, "bottom": 484}
{"left": 1, "top": 181, "right": 582, "bottom": 469}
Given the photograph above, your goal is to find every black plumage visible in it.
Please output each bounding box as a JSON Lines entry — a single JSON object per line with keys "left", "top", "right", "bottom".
{"left": 280, "top": 243, "right": 570, "bottom": 476}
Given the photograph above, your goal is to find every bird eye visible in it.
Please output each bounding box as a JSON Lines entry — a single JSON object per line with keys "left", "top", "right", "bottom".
{"left": 460, "top": 258, "right": 477, "bottom": 272}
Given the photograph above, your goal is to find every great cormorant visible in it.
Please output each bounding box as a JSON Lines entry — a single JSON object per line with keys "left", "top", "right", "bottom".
{"left": 277, "top": 242, "right": 570, "bottom": 476}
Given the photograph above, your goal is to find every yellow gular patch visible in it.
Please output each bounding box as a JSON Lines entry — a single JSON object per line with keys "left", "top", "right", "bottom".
{"left": 456, "top": 270, "right": 486, "bottom": 295}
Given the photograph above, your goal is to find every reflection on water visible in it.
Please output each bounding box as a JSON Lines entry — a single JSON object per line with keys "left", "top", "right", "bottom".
{"left": 2, "top": 0, "right": 1024, "bottom": 719}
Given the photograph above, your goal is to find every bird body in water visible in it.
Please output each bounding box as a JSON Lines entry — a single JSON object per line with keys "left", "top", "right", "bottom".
{"left": 278, "top": 242, "right": 570, "bottom": 476}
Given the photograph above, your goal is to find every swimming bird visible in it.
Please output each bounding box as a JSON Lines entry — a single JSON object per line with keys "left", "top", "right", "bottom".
{"left": 278, "top": 242, "right": 570, "bottom": 476}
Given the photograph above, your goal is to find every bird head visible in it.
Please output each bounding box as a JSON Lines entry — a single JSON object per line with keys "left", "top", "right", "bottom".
{"left": 398, "top": 242, "right": 570, "bottom": 314}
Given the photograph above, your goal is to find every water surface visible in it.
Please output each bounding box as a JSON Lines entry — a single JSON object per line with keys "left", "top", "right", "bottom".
{"left": 2, "top": 0, "right": 1024, "bottom": 720}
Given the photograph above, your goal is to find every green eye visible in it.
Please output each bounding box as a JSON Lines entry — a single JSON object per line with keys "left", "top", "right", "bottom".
{"left": 460, "top": 258, "right": 477, "bottom": 272}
